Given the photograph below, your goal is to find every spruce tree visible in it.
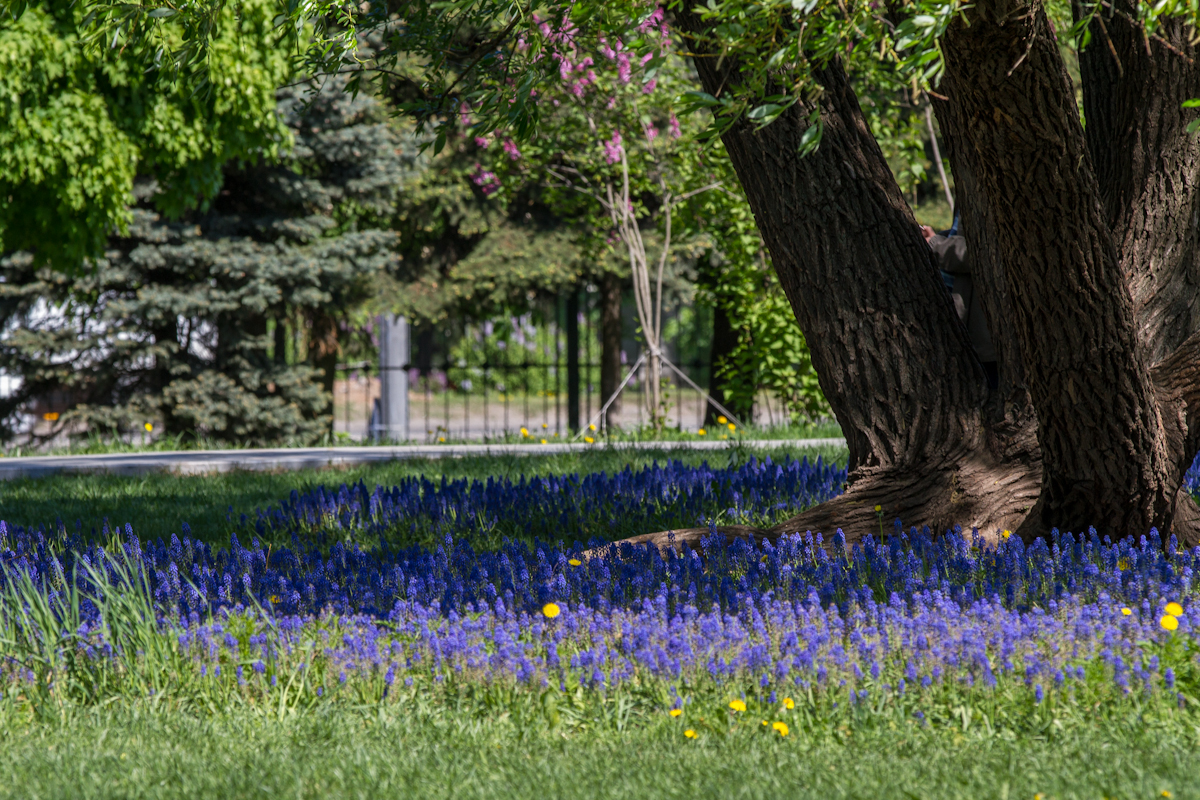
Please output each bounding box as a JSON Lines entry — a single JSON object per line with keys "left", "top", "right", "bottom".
{"left": 0, "top": 70, "right": 415, "bottom": 446}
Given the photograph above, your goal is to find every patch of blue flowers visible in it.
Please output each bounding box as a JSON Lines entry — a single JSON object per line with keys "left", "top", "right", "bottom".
{"left": 0, "top": 453, "right": 1198, "bottom": 703}
{"left": 247, "top": 454, "right": 848, "bottom": 546}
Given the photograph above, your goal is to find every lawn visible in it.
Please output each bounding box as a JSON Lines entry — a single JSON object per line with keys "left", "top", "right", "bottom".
{"left": 0, "top": 442, "right": 848, "bottom": 547}
{"left": 0, "top": 444, "right": 1198, "bottom": 799}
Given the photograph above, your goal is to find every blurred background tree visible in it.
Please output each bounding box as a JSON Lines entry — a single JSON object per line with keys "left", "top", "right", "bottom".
{"left": 0, "top": 3, "right": 411, "bottom": 445}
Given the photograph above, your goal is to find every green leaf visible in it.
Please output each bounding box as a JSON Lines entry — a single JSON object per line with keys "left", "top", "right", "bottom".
{"left": 1182, "top": 98, "right": 1200, "bottom": 108}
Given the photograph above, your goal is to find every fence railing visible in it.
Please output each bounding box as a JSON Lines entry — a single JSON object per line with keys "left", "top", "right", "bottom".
{"left": 333, "top": 355, "right": 725, "bottom": 443}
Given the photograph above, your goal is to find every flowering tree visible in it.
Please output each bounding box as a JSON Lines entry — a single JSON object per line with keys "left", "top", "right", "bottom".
{"left": 467, "top": 11, "right": 727, "bottom": 430}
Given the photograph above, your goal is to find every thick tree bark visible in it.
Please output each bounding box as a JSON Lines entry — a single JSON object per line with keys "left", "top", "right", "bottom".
{"left": 939, "top": 0, "right": 1199, "bottom": 544}
{"left": 616, "top": 7, "right": 1050, "bottom": 554}
{"left": 1077, "top": 6, "right": 1200, "bottom": 367}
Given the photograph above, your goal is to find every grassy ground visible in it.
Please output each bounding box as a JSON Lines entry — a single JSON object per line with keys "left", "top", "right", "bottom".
{"left": 7, "top": 440, "right": 1196, "bottom": 799}
{"left": 0, "top": 702, "right": 1193, "bottom": 800}
{"left": 2, "top": 420, "right": 845, "bottom": 457}
{"left": 0, "top": 443, "right": 849, "bottom": 547}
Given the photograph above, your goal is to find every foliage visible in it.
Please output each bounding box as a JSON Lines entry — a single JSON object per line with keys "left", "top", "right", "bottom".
{"left": 0, "top": 75, "right": 409, "bottom": 446}
{"left": 0, "top": 0, "right": 290, "bottom": 269}
{"left": 0, "top": 704, "right": 1198, "bottom": 799}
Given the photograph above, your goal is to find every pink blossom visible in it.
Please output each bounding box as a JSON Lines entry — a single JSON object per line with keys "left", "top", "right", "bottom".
{"left": 474, "top": 136, "right": 491, "bottom": 148}
{"left": 458, "top": 101, "right": 473, "bottom": 127}
{"left": 502, "top": 139, "right": 522, "bottom": 160}
{"left": 642, "top": 78, "right": 657, "bottom": 94}
{"left": 617, "top": 52, "right": 632, "bottom": 83}
{"left": 641, "top": 52, "right": 654, "bottom": 67}
{"left": 603, "top": 130, "right": 624, "bottom": 165}
{"left": 638, "top": 7, "right": 664, "bottom": 32}
{"left": 645, "top": 124, "right": 658, "bottom": 140}
{"left": 559, "top": 57, "right": 573, "bottom": 81}
{"left": 576, "top": 57, "right": 594, "bottom": 71}
{"left": 606, "top": 95, "right": 618, "bottom": 110}
{"left": 668, "top": 114, "right": 681, "bottom": 138}
{"left": 471, "top": 164, "right": 501, "bottom": 195}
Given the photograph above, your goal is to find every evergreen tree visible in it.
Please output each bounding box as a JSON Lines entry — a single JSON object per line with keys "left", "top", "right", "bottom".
{"left": 0, "top": 67, "right": 414, "bottom": 445}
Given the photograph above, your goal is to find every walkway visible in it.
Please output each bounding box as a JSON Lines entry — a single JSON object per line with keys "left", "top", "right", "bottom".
{"left": 0, "top": 439, "right": 848, "bottom": 480}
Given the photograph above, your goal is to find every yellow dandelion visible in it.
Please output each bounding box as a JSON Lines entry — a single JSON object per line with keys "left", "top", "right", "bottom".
{"left": 1166, "top": 602, "right": 1184, "bottom": 617}
{"left": 438, "top": 437, "right": 445, "bottom": 443}
{"left": 521, "top": 427, "right": 529, "bottom": 437}
{"left": 42, "top": 412, "right": 59, "bottom": 422}
{"left": 584, "top": 436, "right": 594, "bottom": 444}
{"left": 669, "top": 708, "right": 682, "bottom": 718}
{"left": 1121, "top": 607, "right": 1132, "bottom": 616}
{"left": 684, "top": 729, "right": 697, "bottom": 739}
{"left": 540, "top": 438, "right": 548, "bottom": 444}
{"left": 761, "top": 720, "right": 768, "bottom": 726}
{"left": 1034, "top": 795, "right": 1043, "bottom": 800}
{"left": 697, "top": 428, "right": 707, "bottom": 435}
{"left": 1002, "top": 530, "right": 1012, "bottom": 540}
{"left": 717, "top": 416, "right": 727, "bottom": 424}
{"left": 727, "top": 422, "right": 736, "bottom": 431}
{"left": 144, "top": 422, "right": 153, "bottom": 432}
{"left": 269, "top": 595, "right": 281, "bottom": 604}
{"left": 783, "top": 697, "right": 795, "bottom": 710}
{"left": 542, "top": 423, "right": 548, "bottom": 428}
{"left": 1118, "top": 558, "right": 1130, "bottom": 571}
{"left": 1161, "top": 792, "right": 1173, "bottom": 798}
{"left": 1161, "top": 614, "right": 1179, "bottom": 631}
{"left": 874, "top": 505, "right": 882, "bottom": 512}
{"left": 589, "top": 423, "right": 596, "bottom": 431}
{"left": 542, "top": 603, "right": 561, "bottom": 619}
{"left": 728, "top": 699, "right": 746, "bottom": 712}
{"left": 568, "top": 558, "right": 582, "bottom": 567}
{"left": 772, "top": 721, "right": 789, "bottom": 736}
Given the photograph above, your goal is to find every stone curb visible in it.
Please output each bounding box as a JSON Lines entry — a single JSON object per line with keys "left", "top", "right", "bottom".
{"left": 0, "top": 439, "right": 848, "bottom": 481}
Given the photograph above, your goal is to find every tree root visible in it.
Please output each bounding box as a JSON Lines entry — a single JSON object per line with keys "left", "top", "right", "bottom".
{"left": 602, "top": 451, "right": 1044, "bottom": 557}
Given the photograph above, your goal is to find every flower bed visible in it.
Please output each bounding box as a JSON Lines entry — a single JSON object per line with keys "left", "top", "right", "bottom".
{"left": 0, "top": 454, "right": 1198, "bottom": 728}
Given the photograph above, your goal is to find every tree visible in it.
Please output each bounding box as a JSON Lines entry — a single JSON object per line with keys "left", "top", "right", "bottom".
{"left": 0, "top": 0, "right": 289, "bottom": 266}
{"left": 24, "top": 0, "right": 1200, "bottom": 544}
{"left": 0, "top": 23, "right": 408, "bottom": 445}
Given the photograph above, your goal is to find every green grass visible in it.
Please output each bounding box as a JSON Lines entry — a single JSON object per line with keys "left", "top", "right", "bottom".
{"left": 0, "top": 701, "right": 1194, "bottom": 800}
{"left": 2, "top": 420, "right": 845, "bottom": 457}
{"left": 0, "top": 443, "right": 849, "bottom": 547}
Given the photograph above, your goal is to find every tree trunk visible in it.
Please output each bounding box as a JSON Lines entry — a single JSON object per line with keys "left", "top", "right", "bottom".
{"left": 611, "top": 1, "right": 1200, "bottom": 555}
{"left": 599, "top": 270, "right": 624, "bottom": 430}
{"left": 309, "top": 311, "right": 339, "bottom": 427}
{"left": 705, "top": 300, "right": 750, "bottom": 425}
{"left": 616, "top": 7, "right": 1049, "bottom": 554}
{"left": 938, "top": 0, "right": 1199, "bottom": 544}
{"left": 1075, "top": 4, "right": 1200, "bottom": 472}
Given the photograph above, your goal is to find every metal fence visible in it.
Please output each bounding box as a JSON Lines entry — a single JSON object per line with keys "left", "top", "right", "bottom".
{"left": 333, "top": 291, "right": 724, "bottom": 443}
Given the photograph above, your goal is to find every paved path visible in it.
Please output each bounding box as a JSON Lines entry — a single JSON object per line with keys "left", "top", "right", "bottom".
{"left": 0, "top": 439, "right": 847, "bottom": 480}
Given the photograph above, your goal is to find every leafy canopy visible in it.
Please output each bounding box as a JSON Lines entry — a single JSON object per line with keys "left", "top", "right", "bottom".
{"left": 34, "top": 0, "right": 1200, "bottom": 153}
{"left": 0, "top": 0, "right": 290, "bottom": 268}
